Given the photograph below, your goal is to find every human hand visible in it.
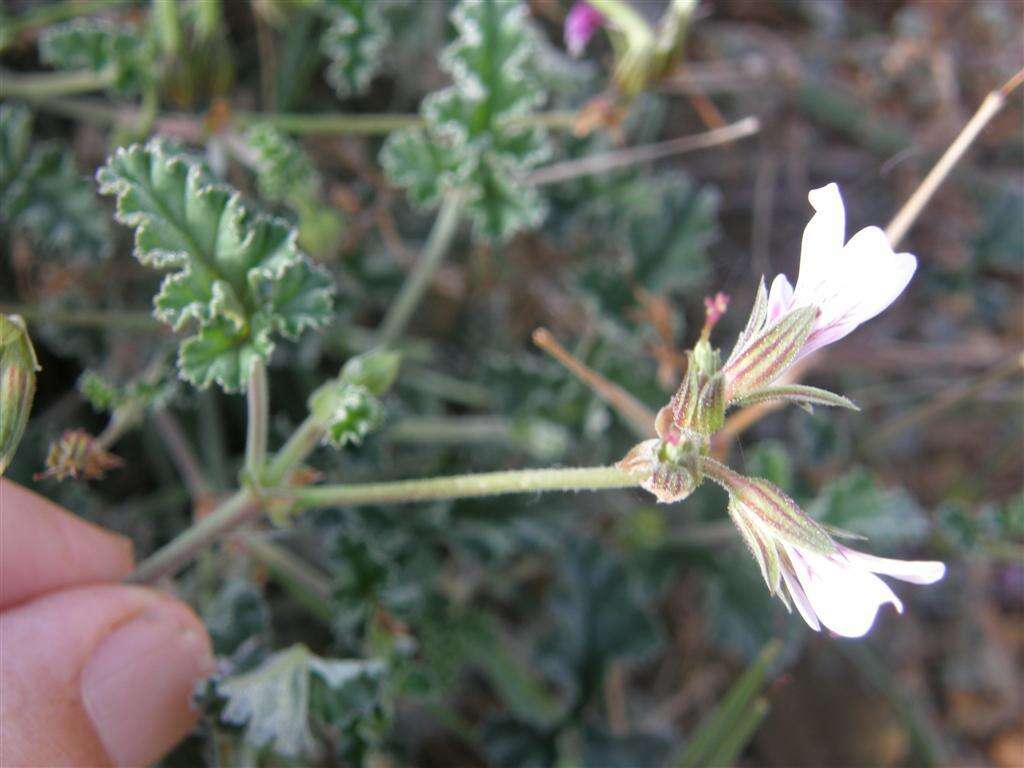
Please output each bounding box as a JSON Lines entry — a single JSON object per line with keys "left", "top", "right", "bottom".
{"left": 0, "top": 479, "right": 214, "bottom": 767}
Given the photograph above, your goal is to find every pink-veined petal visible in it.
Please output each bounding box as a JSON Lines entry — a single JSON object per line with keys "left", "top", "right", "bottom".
{"left": 794, "top": 183, "right": 846, "bottom": 305}
{"left": 839, "top": 547, "right": 946, "bottom": 585}
{"left": 766, "top": 274, "right": 794, "bottom": 322}
{"left": 786, "top": 545, "right": 903, "bottom": 638}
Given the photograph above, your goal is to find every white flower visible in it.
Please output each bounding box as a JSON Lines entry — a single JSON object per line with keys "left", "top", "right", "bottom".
{"left": 707, "top": 459, "right": 945, "bottom": 638}
{"left": 766, "top": 183, "right": 918, "bottom": 361}
{"left": 780, "top": 543, "right": 945, "bottom": 638}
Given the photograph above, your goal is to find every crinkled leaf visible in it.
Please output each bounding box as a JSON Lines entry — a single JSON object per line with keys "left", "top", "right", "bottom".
{"left": 309, "top": 380, "right": 383, "bottom": 447}
{"left": 178, "top": 316, "right": 274, "bottom": 392}
{"left": 39, "top": 20, "right": 153, "bottom": 97}
{"left": 77, "top": 368, "right": 175, "bottom": 415}
{"left": 0, "top": 104, "right": 110, "bottom": 260}
{"left": 96, "top": 140, "right": 334, "bottom": 391}
{"left": 381, "top": 0, "right": 552, "bottom": 243}
{"left": 320, "top": 0, "right": 389, "bottom": 98}
{"left": 214, "top": 644, "right": 385, "bottom": 759}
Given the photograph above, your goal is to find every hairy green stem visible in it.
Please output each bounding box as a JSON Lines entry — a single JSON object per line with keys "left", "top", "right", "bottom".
{"left": 237, "top": 534, "right": 334, "bottom": 624}
{"left": 0, "top": 67, "right": 116, "bottom": 99}
{"left": 243, "top": 361, "right": 269, "bottom": 485}
{"left": 280, "top": 465, "right": 642, "bottom": 509}
{"left": 125, "top": 488, "right": 258, "bottom": 584}
{"left": 384, "top": 416, "right": 512, "bottom": 446}
{"left": 376, "top": 194, "right": 462, "bottom": 346}
{"left": 0, "top": 303, "right": 164, "bottom": 332}
{"left": 263, "top": 414, "right": 324, "bottom": 486}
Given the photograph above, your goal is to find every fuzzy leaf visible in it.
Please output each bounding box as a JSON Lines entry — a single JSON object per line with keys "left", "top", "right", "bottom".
{"left": 0, "top": 104, "right": 110, "bottom": 260}
{"left": 321, "top": 0, "right": 389, "bottom": 98}
{"left": 381, "top": 0, "right": 551, "bottom": 243}
{"left": 96, "top": 140, "right": 334, "bottom": 392}
{"left": 214, "top": 644, "right": 385, "bottom": 759}
{"left": 245, "top": 125, "right": 320, "bottom": 204}
{"left": 730, "top": 384, "right": 859, "bottom": 411}
{"left": 39, "top": 20, "right": 153, "bottom": 97}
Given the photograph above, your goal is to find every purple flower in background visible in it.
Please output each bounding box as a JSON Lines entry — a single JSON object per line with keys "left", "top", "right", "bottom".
{"left": 565, "top": 1, "right": 604, "bottom": 58}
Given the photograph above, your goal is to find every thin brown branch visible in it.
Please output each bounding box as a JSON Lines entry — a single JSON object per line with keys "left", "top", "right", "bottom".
{"left": 532, "top": 328, "right": 656, "bottom": 438}
{"left": 886, "top": 66, "right": 1024, "bottom": 247}
{"left": 526, "top": 116, "right": 760, "bottom": 187}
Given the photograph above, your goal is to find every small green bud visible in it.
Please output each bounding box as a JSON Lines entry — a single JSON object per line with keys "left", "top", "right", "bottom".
{"left": 0, "top": 315, "right": 40, "bottom": 475}
{"left": 341, "top": 349, "right": 402, "bottom": 395}
{"left": 308, "top": 380, "right": 383, "bottom": 448}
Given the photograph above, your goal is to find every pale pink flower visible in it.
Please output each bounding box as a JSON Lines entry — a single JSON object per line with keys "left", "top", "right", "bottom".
{"left": 564, "top": 2, "right": 604, "bottom": 58}
{"left": 766, "top": 183, "right": 918, "bottom": 361}
{"left": 707, "top": 460, "right": 945, "bottom": 638}
{"left": 779, "top": 543, "right": 945, "bottom": 638}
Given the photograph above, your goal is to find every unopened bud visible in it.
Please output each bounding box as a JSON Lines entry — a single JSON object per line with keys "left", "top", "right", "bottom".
{"left": 0, "top": 315, "right": 40, "bottom": 474}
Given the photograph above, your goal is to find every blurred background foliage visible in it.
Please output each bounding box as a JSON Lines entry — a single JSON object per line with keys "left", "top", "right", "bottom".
{"left": 1, "top": 0, "right": 1021, "bottom": 766}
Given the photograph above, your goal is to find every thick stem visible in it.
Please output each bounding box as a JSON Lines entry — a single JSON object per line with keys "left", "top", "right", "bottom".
{"left": 244, "top": 361, "right": 269, "bottom": 484}
{"left": 281, "top": 465, "right": 642, "bottom": 509}
{"left": 125, "top": 489, "right": 258, "bottom": 584}
{"left": 0, "top": 67, "right": 116, "bottom": 99}
{"left": 0, "top": 303, "right": 163, "bottom": 332}
{"left": 263, "top": 415, "right": 324, "bottom": 487}
{"left": 376, "top": 194, "right": 462, "bottom": 347}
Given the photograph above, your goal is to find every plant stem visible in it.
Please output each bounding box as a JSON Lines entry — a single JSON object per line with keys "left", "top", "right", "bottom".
{"left": 0, "top": 303, "right": 164, "bottom": 332}
{"left": 236, "top": 534, "right": 334, "bottom": 624}
{"left": 384, "top": 416, "right": 512, "bottom": 446}
{"left": 376, "top": 193, "right": 462, "bottom": 347}
{"left": 125, "top": 488, "right": 259, "bottom": 584}
{"left": 0, "top": 67, "right": 115, "bottom": 99}
{"left": 886, "top": 66, "right": 1024, "bottom": 247}
{"left": 280, "top": 465, "right": 642, "bottom": 509}
{"left": 244, "top": 361, "right": 269, "bottom": 484}
{"left": 263, "top": 414, "right": 324, "bottom": 486}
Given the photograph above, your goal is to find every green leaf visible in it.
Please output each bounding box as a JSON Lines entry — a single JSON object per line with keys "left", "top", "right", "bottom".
{"left": 39, "top": 20, "right": 154, "bottom": 97}
{"left": 178, "top": 316, "right": 274, "bottom": 392}
{"left": 320, "top": 0, "right": 389, "bottom": 99}
{"left": 673, "top": 640, "right": 778, "bottom": 768}
{"left": 381, "top": 0, "right": 552, "bottom": 243}
{"left": 214, "top": 644, "right": 385, "bottom": 759}
{"left": 96, "top": 140, "right": 334, "bottom": 392}
{"left": 0, "top": 104, "right": 111, "bottom": 261}
{"left": 730, "top": 383, "right": 859, "bottom": 411}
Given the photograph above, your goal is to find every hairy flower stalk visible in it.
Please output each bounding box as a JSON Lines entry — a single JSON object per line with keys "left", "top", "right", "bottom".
{"left": 619, "top": 183, "right": 943, "bottom": 636}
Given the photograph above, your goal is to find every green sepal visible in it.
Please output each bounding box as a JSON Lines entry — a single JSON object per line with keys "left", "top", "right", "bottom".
{"left": 723, "top": 306, "right": 816, "bottom": 401}
{"left": 0, "top": 315, "right": 40, "bottom": 475}
{"left": 729, "top": 384, "right": 859, "bottom": 412}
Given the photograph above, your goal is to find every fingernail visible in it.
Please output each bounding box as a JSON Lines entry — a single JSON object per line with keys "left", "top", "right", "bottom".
{"left": 82, "top": 598, "right": 214, "bottom": 767}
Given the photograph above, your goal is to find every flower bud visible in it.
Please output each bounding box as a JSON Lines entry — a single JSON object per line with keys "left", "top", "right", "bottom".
{"left": 0, "top": 315, "right": 40, "bottom": 474}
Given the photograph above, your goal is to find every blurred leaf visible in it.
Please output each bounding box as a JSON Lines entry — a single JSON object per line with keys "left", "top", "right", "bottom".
{"left": 320, "top": 0, "right": 389, "bottom": 99}
{"left": 481, "top": 717, "right": 556, "bottom": 768}
{"left": 808, "top": 468, "right": 929, "bottom": 550}
{"left": 743, "top": 441, "right": 793, "bottom": 489}
{"left": 39, "top": 19, "right": 154, "bottom": 97}
{"left": 213, "top": 644, "right": 385, "bottom": 759}
{"left": 0, "top": 103, "right": 111, "bottom": 261}
{"left": 583, "top": 727, "right": 672, "bottom": 768}
{"left": 673, "top": 640, "right": 779, "bottom": 768}
{"left": 203, "top": 578, "right": 272, "bottom": 661}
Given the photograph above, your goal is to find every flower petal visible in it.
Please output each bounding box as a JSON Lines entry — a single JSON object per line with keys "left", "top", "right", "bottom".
{"left": 839, "top": 548, "right": 946, "bottom": 585}
{"left": 786, "top": 545, "right": 903, "bottom": 638}
{"left": 564, "top": 2, "right": 603, "bottom": 57}
{"left": 794, "top": 183, "right": 846, "bottom": 305}
{"left": 780, "top": 559, "right": 821, "bottom": 632}
{"left": 766, "top": 274, "right": 794, "bottom": 322}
